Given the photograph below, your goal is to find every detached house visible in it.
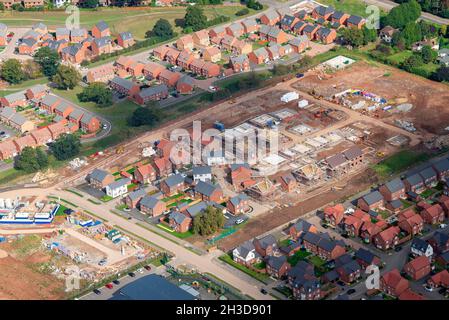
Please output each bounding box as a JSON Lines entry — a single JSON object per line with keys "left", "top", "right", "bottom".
{"left": 134, "top": 163, "right": 156, "bottom": 184}
{"left": 403, "top": 173, "right": 425, "bottom": 194}
{"left": 194, "top": 181, "right": 223, "bottom": 203}
{"left": 373, "top": 226, "right": 400, "bottom": 250}
{"left": 403, "top": 256, "right": 431, "bottom": 280}
{"left": 176, "top": 35, "right": 194, "bottom": 51}
{"left": 288, "top": 36, "right": 310, "bottom": 53}
{"left": 420, "top": 203, "right": 445, "bottom": 224}
{"left": 154, "top": 157, "right": 173, "bottom": 177}
{"left": 202, "top": 46, "right": 221, "bottom": 63}
{"left": 410, "top": 238, "right": 434, "bottom": 258}
{"left": 88, "top": 168, "right": 114, "bottom": 189}
{"left": 266, "top": 255, "right": 291, "bottom": 279}
{"left": 380, "top": 269, "right": 409, "bottom": 298}
{"left": 289, "top": 219, "right": 317, "bottom": 239}
{"left": 92, "top": 20, "right": 110, "bottom": 38}
{"left": 323, "top": 204, "right": 345, "bottom": 227}
{"left": 106, "top": 178, "right": 130, "bottom": 198}
{"left": 419, "top": 166, "right": 438, "bottom": 187}
{"left": 168, "top": 212, "right": 191, "bottom": 233}
{"left": 124, "top": 188, "right": 147, "bottom": 209}
{"left": 227, "top": 194, "right": 250, "bottom": 215}
{"left": 92, "top": 36, "right": 113, "bottom": 56}
{"left": 139, "top": 195, "right": 166, "bottom": 217}
{"left": 160, "top": 173, "right": 185, "bottom": 195}
{"left": 253, "top": 234, "right": 277, "bottom": 257}
{"left": 398, "top": 209, "right": 424, "bottom": 236}
{"left": 316, "top": 27, "right": 337, "bottom": 44}
{"left": 357, "top": 190, "right": 384, "bottom": 212}
{"left": 117, "top": 31, "right": 135, "bottom": 48}
{"left": 379, "top": 178, "right": 405, "bottom": 201}
{"left": 232, "top": 241, "right": 260, "bottom": 266}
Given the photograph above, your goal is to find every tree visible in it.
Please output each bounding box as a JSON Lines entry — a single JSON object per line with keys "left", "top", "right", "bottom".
{"left": 128, "top": 106, "right": 162, "bottom": 127}
{"left": 22, "top": 60, "right": 43, "bottom": 79}
{"left": 49, "top": 134, "right": 81, "bottom": 161}
{"left": 34, "top": 47, "right": 60, "bottom": 77}
{"left": 382, "top": 0, "right": 421, "bottom": 29}
{"left": 362, "top": 26, "right": 377, "bottom": 44}
{"left": 431, "top": 66, "right": 449, "bottom": 82}
{"left": 192, "top": 206, "right": 224, "bottom": 236}
{"left": 235, "top": 8, "right": 250, "bottom": 16}
{"left": 184, "top": 5, "right": 208, "bottom": 32}
{"left": 401, "top": 22, "right": 422, "bottom": 47}
{"left": 52, "top": 65, "right": 81, "bottom": 90}
{"left": 246, "top": 0, "right": 263, "bottom": 10}
{"left": 14, "top": 147, "right": 49, "bottom": 173}
{"left": 0, "top": 59, "right": 25, "bottom": 84}
{"left": 420, "top": 45, "right": 437, "bottom": 63}
{"left": 392, "top": 32, "right": 406, "bottom": 50}
{"left": 341, "top": 28, "right": 364, "bottom": 47}
{"left": 77, "top": 82, "right": 112, "bottom": 107}
{"left": 0, "top": 3, "right": 5, "bottom": 11}
{"left": 147, "top": 19, "right": 174, "bottom": 39}
{"left": 402, "top": 54, "right": 424, "bottom": 72}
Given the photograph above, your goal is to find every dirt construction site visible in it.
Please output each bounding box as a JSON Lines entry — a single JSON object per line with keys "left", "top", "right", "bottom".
{"left": 292, "top": 60, "right": 449, "bottom": 136}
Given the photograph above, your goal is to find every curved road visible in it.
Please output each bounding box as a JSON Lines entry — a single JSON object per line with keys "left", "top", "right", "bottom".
{"left": 0, "top": 187, "right": 272, "bottom": 300}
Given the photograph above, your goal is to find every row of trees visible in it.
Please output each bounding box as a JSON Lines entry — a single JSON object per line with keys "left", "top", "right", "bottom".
{"left": 77, "top": 83, "right": 113, "bottom": 107}
{"left": 14, "top": 134, "right": 81, "bottom": 173}
{"left": 382, "top": 0, "right": 422, "bottom": 29}
{"left": 396, "top": 0, "right": 449, "bottom": 19}
{"left": 340, "top": 26, "right": 378, "bottom": 48}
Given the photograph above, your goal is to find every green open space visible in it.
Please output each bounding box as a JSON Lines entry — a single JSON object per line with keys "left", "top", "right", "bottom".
{"left": 287, "top": 249, "right": 312, "bottom": 266}
{"left": 318, "top": 0, "right": 387, "bottom": 17}
{"left": 0, "top": 5, "right": 257, "bottom": 40}
{"left": 372, "top": 150, "right": 431, "bottom": 179}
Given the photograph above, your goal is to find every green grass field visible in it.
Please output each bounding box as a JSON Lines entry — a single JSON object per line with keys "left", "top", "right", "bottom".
{"left": 372, "top": 150, "right": 431, "bottom": 179}
{"left": 0, "top": 5, "right": 257, "bottom": 40}
{"left": 386, "top": 50, "right": 413, "bottom": 65}
{"left": 219, "top": 254, "right": 270, "bottom": 284}
{"left": 318, "top": 0, "right": 386, "bottom": 17}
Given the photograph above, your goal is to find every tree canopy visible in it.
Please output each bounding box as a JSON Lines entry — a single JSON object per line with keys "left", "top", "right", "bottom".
{"left": 147, "top": 18, "right": 174, "bottom": 39}
{"left": 382, "top": 0, "right": 421, "bottom": 29}
{"left": 128, "top": 106, "right": 162, "bottom": 127}
{"left": 49, "top": 134, "right": 81, "bottom": 161}
{"left": 0, "top": 59, "right": 25, "bottom": 84}
{"left": 192, "top": 206, "right": 225, "bottom": 236}
{"left": 77, "top": 82, "right": 113, "bottom": 107}
{"left": 184, "top": 5, "right": 208, "bottom": 32}
{"left": 34, "top": 47, "right": 60, "bottom": 77}
{"left": 52, "top": 64, "right": 81, "bottom": 90}
{"left": 14, "top": 147, "right": 49, "bottom": 173}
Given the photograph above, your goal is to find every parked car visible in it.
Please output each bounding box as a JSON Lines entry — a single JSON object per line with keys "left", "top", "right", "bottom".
{"left": 112, "top": 280, "right": 120, "bottom": 285}
{"left": 439, "top": 223, "right": 447, "bottom": 229}
{"left": 105, "top": 283, "right": 113, "bottom": 289}
{"left": 347, "top": 288, "right": 356, "bottom": 295}
{"left": 296, "top": 73, "right": 304, "bottom": 78}
{"left": 235, "top": 218, "right": 245, "bottom": 225}
{"left": 438, "top": 288, "right": 447, "bottom": 295}
{"left": 123, "top": 207, "right": 131, "bottom": 212}
{"left": 424, "top": 285, "right": 434, "bottom": 292}
{"left": 260, "top": 288, "right": 268, "bottom": 295}
{"left": 93, "top": 289, "right": 101, "bottom": 295}
{"left": 144, "top": 265, "right": 152, "bottom": 271}
{"left": 128, "top": 272, "right": 136, "bottom": 277}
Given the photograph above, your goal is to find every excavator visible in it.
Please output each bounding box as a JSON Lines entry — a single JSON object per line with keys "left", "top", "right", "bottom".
{"left": 115, "top": 146, "right": 124, "bottom": 154}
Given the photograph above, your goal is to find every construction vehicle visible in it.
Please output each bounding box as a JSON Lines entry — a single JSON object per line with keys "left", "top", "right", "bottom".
{"left": 228, "top": 99, "right": 237, "bottom": 104}
{"left": 376, "top": 151, "right": 385, "bottom": 158}
{"left": 115, "top": 146, "right": 124, "bottom": 154}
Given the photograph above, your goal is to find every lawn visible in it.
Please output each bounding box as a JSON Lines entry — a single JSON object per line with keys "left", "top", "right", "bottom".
{"left": 307, "top": 255, "right": 326, "bottom": 268}
{"left": 54, "top": 204, "right": 69, "bottom": 216}
{"left": 0, "top": 77, "right": 48, "bottom": 97}
{"left": 372, "top": 150, "right": 431, "bottom": 179}
{"left": 386, "top": 50, "right": 413, "bottom": 65}
{"left": 318, "top": 0, "right": 387, "bottom": 17}
{"left": 219, "top": 254, "right": 270, "bottom": 284}
{"left": 0, "top": 5, "right": 257, "bottom": 40}
{"left": 287, "top": 249, "right": 312, "bottom": 266}
{"left": 162, "top": 193, "right": 185, "bottom": 202}
{"left": 420, "top": 188, "right": 436, "bottom": 199}
{"left": 156, "top": 223, "right": 194, "bottom": 239}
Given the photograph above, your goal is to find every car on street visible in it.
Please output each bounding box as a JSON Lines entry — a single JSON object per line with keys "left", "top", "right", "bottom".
{"left": 394, "top": 246, "right": 403, "bottom": 252}
{"left": 439, "top": 223, "right": 447, "bottom": 229}
{"left": 438, "top": 288, "right": 447, "bottom": 295}
{"left": 424, "top": 285, "right": 434, "bottom": 292}
{"left": 144, "top": 265, "right": 152, "bottom": 271}
{"left": 260, "top": 288, "right": 268, "bottom": 295}
{"left": 235, "top": 218, "right": 245, "bottom": 225}
{"left": 208, "top": 86, "right": 217, "bottom": 92}
{"left": 123, "top": 207, "right": 131, "bottom": 212}
{"left": 102, "top": 124, "right": 108, "bottom": 129}
{"left": 296, "top": 73, "right": 304, "bottom": 78}
{"left": 105, "top": 283, "right": 113, "bottom": 289}
{"left": 127, "top": 216, "right": 132, "bottom": 220}
{"left": 112, "top": 280, "right": 120, "bottom": 285}
{"left": 128, "top": 272, "right": 136, "bottom": 277}
{"left": 346, "top": 289, "right": 356, "bottom": 295}
{"left": 138, "top": 268, "right": 144, "bottom": 274}
{"left": 93, "top": 289, "right": 101, "bottom": 295}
